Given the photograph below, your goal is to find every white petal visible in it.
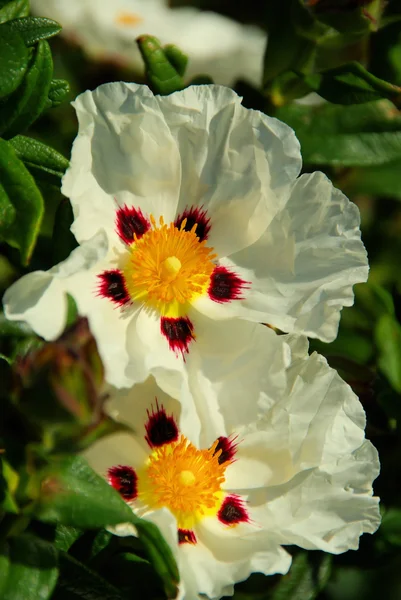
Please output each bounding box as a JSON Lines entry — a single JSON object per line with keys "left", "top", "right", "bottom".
{"left": 163, "top": 84, "right": 301, "bottom": 257}
{"left": 180, "top": 518, "right": 290, "bottom": 599}
{"left": 257, "top": 440, "right": 380, "bottom": 554}
{"left": 217, "top": 171, "right": 368, "bottom": 341}
{"left": 185, "top": 313, "right": 291, "bottom": 447}
{"left": 3, "top": 271, "right": 66, "bottom": 341}
{"left": 83, "top": 431, "right": 149, "bottom": 477}
{"left": 63, "top": 82, "right": 182, "bottom": 243}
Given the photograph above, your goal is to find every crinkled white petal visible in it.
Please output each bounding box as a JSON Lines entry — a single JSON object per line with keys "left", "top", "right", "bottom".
{"left": 255, "top": 440, "right": 380, "bottom": 554}
{"left": 204, "top": 171, "right": 368, "bottom": 341}
{"left": 182, "top": 518, "right": 290, "bottom": 599}
{"left": 63, "top": 82, "right": 182, "bottom": 244}
{"left": 64, "top": 82, "right": 301, "bottom": 257}
{"left": 3, "top": 231, "right": 136, "bottom": 388}
{"left": 184, "top": 315, "right": 291, "bottom": 447}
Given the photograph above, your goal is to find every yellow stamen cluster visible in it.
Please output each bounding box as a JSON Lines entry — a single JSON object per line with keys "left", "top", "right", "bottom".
{"left": 138, "top": 435, "right": 227, "bottom": 529}
{"left": 123, "top": 216, "right": 216, "bottom": 316}
{"left": 115, "top": 12, "right": 143, "bottom": 26}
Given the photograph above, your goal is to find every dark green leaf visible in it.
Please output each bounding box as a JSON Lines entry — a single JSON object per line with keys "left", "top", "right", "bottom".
{"left": 0, "top": 0, "right": 28, "bottom": 24}
{"left": 1, "top": 39, "right": 53, "bottom": 138}
{"left": 375, "top": 314, "right": 401, "bottom": 392}
{"left": 4, "top": 17, "right": 61, "bottom": 46}
{"left": 303, "top": 62, "right": 401, "bottom": 105}
{"left": 33, "top": 456, "right": 179, "bottom": 598}
{"left": 106, "top": 552, "right": 165, "bottom": 598}
{"left": 380, "top": 509, "right": 401, "bottom": 547}
{"left": 48, "top": 79, "right": 70, "bottom": 107}
{"left": 137, "top": 35, "right": 184, "bottom": 95}
{"left": 0, "top": 25, "right": 29, "bottom": 98}
{"left": 9, "top": 135, "right": 69, "bottom": 175}
{"left": 0, "top": 312, "right": 34, "bottom": 337}
{"left": 54, "top": 525, "right": 82, "bottom": 552}
{"left": 276, "top": 100, "right": 401, "bottom": 166}
{"left": 51, "top": 199, "right": 78, "bottom": 264}
{"left": 270, "top": 552, "right": 332, "bottom": 600}
{"left": 0, "top": 138, "right": 44, "bottom": 264}
{"left": 0, "top": 180, "right": 16, "bottom": 231}
{"left": 0, "top": 457, "right": 19, "bottom": 514}
{"left": 345, "top": 159, "right": 401, "bottom": 199}
{"left": 54, "top": 551, "right": 124, "bottom": 600}
{"left": 0, "top": 534, "right": 58, "bottom": 600}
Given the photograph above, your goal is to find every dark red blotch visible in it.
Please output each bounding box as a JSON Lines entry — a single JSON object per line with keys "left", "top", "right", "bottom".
{"left": 208, "top": 266, "right": 248, "bottom": 304}
{"left": 145, "top": 400, "right": 179, "bottom": 448}
{"left": 98, "top": 270, "right": 130, "bottom": 306}
{"left": 160, "top": 316, "right": 195, "bottom": 356}
{"left": 218, "top": 495, "right": 249, "bottom": 526}
{"left": 116, "top": 205, "right": 150, "bottom": 245}
{"left": 175, "top": 206, "right": 211, "bottom": 242}
{"left": 212, "top": 436, "right": 237, "bottom": 465}
{"left": 108, "top": 465, "right": 138, "bottom": 501}
{"left": 178, "top": 529, "right": 197, "bottom": 545}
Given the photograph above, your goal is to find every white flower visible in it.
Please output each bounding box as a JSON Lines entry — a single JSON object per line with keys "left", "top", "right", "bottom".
{"left": 3, "top": 83, "right": 368, "bottom": 389}
{"left": 30, "top": 0, "right": 266, "bottom": 87}
{"left": 83, "top": 332, "right": 380, "bottom": 600}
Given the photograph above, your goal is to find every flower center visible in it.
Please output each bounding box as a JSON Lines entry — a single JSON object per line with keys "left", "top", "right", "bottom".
{"left": 123, "top": 216, "right": 216, "bottom": 316}
{"left": 137, "top": 435, "right": 227, "bottom": 529}
{"left": 115, "top": 12, "right": 143, "bottom": 26}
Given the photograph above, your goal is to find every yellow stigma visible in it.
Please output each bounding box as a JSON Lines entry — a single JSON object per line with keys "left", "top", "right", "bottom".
{"left": 115, "top": 12, "right": 143, "bottom": 26}
{"left": 123, "top": 216, "right": 216, "bottom": 316}
{"left": 137, "top": 435, "right": 227, "bottom": 529}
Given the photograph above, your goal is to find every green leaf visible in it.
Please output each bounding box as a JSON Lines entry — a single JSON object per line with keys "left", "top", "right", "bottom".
{"left": 0, "top": 0, "right": 29, "bottom": 23}
{"left": 51, "top": 199, "right": 78, "bottom": 264}
{"left": 375, "top": 314, "right": 401, "bottom": 392}
{"left": 137, "top": 35, "right": 184, "bottom": 95}
{"left": 303, "top": 61, "right": 401, "bottom": 105}
{"left": 0, "top": 457, "right": 19, "bottom": 514}
{"left": 54, "top": 525, "right": 82, "bottom": 552}
{"left": 106, "top": 552, "right": 164, "bottom": 598}
{"left": 1, "top": 39, "right": 53, "bottom": 138}
{"left": 270, "top": 552, "right": 332, "bottom": 600}
{"left": 48, "top": 79, "right": 70, "bottom": 107}
{"left": 380, "top": 508, "right": 401, "bottom": 547}
{"left": 0, "top": 25, "right": 29, "bottom": 98}
{"left": 0, "top": 534, "right": 58, "bottom": 600}
{"left": 9, "top": 135, "right": 69, "bottom": 176}
{"left": 55, "top": 551, "right": 125, "bottom": 600}
{"left": 0, "top": 181, "right": 16, "bottom": 231}
{"left": 0, "top": 312, "right": 34, "bottom": 337}
{"left": 0, "top": 138, "right": 44, "bottom": 264}
{"left": 5, "top": 17, "right": 61, "bottom": 46}
{"left": 33, "top": 456, "right": 179, "bottom": 598}
{"left": 276, "top": 99, "right": 401, "bottom": 166}
{"left": 345, "top": 159, "right": 401, "bottom": 199}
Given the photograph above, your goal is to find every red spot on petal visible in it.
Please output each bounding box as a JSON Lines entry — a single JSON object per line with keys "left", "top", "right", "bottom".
{"left": 178, "top": 529, "right": 197, "bottom": 545}
{"left": 98, "top": 270, "right": 130, "bottom": 306}
{"left": 145, "top": 399, "right": 179, "bottom": 448}
{"left": 116, "top": 205, "right": 150, "bottom": 245}
{"left": 108, "top": 465, "right": 138, "bottom": 501}
{"left": 208, "top": 266, "right": 249, "bottom": 304}
{"left": 175, "top": 206, "right": 211, "bottom": 242}
{"left": 212, "top": 436, "right": 238, "bottom": 465}
{"left": 160, "top": 316, "right": 195, "bottom": 356}
{"left": 218, "top": 495, "right": 249, "bottom": 526}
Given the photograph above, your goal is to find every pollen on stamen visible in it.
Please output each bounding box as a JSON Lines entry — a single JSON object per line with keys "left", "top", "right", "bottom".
{"left": 212, "top": 436, "right": 238, "bottom": 465}
{"left": 108, "top": 465, "right": 138, "bottom": 501}
{"left": 175, "top": 206, "right": 211, "bottom": 242}
{"left": 116, "top": 205, "right": 150, "bottom": 245}
{"left": 160, "top": 316, "right": 195, "bottom": 356}
{"left": 178, "top": 529, "right": 197, "bottom": 545}
{"left": 145, "top": 399, "right": 179, "bottom": 448}
{"left": 97, "top": 270, "right": 130, "bottom": 306}
{"left": 208, "top": 266, "right": 249, "bottom": 304}
{"left": 218, "top": 495, "right": 249, "bottom": 526}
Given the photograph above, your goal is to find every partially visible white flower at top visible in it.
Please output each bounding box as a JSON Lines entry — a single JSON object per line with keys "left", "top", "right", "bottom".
{"left": 3, "top": 83, "right": 368, "bottom": 389}
{"left": 83, "top": 331, "right": 380, "bottom": 600}
{"left": 30, "top": 0, "right": 267, "bottom": 87}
